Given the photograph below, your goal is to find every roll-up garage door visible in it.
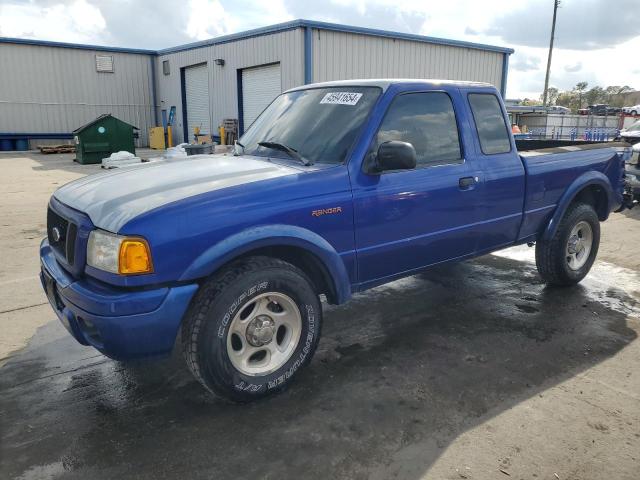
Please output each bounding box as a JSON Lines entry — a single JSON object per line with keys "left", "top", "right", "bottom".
{"left": 184, "top": 64, "right": 211, "bottom": 137}
{"left": 241, "top": 63, "right": 282, "bottom": 131}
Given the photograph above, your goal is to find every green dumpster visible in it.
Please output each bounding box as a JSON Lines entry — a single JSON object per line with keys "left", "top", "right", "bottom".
{"left": 73, "top": 114, "right": 139, "bottom": 164}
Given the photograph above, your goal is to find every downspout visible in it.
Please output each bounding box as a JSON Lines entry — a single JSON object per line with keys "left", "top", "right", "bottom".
{"left": 500, "top": 52, "right": 510, "bottom": 98}
{"left": 150, "top": 55, "right": 159, "bottom": 126}
{"left": 304, "top": 26, "right": 313, "bottom": 84}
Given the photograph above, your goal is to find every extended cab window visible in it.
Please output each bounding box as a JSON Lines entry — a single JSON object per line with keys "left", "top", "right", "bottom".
{"left": 375, "top": 92, "right": 462, "bottom": 168}
{"left": 468, "top": 94, "right": 511, "bottom": 154}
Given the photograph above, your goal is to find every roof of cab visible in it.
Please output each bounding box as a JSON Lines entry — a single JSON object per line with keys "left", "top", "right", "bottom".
{"left": 286, "top": 78, "right": 495, "bottom": 93}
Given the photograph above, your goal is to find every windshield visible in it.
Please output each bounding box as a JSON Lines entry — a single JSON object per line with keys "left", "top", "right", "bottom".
{"left": 239, "top": 86, "right": 381, "bottom": 164}
{"left": 626, "top": 121, "right": 640, "bottom": 132}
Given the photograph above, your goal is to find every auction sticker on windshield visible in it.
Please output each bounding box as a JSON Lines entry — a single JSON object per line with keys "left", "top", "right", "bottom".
{"left": 320, "top": 92, "right": 363, "bottom": 106}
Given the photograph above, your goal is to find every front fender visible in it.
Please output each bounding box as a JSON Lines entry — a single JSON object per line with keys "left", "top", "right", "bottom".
{"left": 179, "top": 225, "right": 352, "bottom": 304}
{"left": 542, "top": 171, "right": 613, "bottom": 241}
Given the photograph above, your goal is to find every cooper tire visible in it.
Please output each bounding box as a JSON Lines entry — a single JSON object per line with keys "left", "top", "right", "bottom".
{"left": 181, "top": 256, "right": 322, "bottom": 403}
{"left": 535, "top": 202, "right": 600, "bottom": 286}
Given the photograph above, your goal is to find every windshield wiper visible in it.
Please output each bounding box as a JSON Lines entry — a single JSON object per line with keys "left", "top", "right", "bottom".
{"left": 258, "top": 141, "right": 313, "bottom": 166}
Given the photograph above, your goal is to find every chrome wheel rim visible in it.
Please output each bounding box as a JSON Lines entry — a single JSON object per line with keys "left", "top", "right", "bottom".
{"left": 566, "top": 221, "right": 593, "bottom": 271}
{"left": 226, "top": 292, "right": 302, "bottom": 376}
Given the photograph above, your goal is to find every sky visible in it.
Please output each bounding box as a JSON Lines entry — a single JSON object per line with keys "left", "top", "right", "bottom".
{"left": 1, "top": 0, "right": 638, "bottom": 100}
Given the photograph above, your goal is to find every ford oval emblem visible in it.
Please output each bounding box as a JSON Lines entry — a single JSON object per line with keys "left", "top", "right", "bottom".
{"left": 52, "top": 227, "right": 63, "bottom": 242}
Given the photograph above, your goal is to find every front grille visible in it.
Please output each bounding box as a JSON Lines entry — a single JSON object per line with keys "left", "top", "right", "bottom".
{"left": 66, "top": 223, "right": 77, "bottom": 265}
{"left": 47, "top": 206, "right": 77, "bottom": 266}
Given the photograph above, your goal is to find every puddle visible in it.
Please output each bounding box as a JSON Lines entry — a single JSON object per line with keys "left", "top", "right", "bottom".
{"left": 493, "top": 246, "right": 640, "bottom": 319}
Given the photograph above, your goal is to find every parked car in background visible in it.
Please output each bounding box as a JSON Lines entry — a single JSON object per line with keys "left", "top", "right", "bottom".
{"left": 624, "top": 143, "right": 640, "bottom": 206}
{"left": 578, "top": 108, "right": 590, "bottom": 115}
{"left": 622, "top": 104, "right": 640, "bottom": 116}
{"left": 40, "top": 79, "right": 630, "bottom": 402}
{"left": 547, "top": 105, "right": 570, "bottom": 114}
{"left": 617, "top": 120, "right": 640, "bottom": 144}
{"left": 588, "top": 104, "right": 621, "bottom": 116}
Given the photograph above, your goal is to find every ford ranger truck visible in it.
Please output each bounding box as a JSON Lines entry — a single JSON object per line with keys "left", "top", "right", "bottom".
{"left": 40, "top": 80, "right": 630, "bottom": 402}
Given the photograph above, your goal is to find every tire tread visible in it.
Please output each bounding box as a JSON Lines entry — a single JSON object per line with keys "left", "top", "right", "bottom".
{"left": 180, "top": 256, "right": 316, "bottom": 401}
{"left": 535, "top": 202, "right": 599, "bottom": 286}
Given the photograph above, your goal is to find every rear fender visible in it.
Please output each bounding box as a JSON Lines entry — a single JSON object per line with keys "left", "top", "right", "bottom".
{"left": 179, "top": 225, "right": 352, "bottom": 304}
{"left": 542, "top": 171, "right": 613, "bottom": 241}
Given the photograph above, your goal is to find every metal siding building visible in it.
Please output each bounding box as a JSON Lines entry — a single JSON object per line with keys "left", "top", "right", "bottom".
{"left": 0, "top": 41, "right": 156, "bottom": 147}
{"left": 0, "top": 20, "right": 512, "bottom": 147}
{"left": 311, "top": 29, "right": 505, "bottom": 87}
{"left": 155, "top": 27, "right": 305, "bottom": 143}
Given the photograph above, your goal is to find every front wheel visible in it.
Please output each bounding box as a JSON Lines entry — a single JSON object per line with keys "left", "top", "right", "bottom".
{"left": 535, "top": 203, "right": 600, "bottom": 286}
{"left": 181, "top": 256, "right": 322, "bottom": 402}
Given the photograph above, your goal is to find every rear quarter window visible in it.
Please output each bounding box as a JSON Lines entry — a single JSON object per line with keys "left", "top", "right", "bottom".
{"left": 468, "top": 93, "right": 511, "bottom": 154}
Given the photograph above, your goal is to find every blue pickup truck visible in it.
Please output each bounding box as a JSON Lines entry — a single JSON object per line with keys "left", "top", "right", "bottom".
{"left": 40, "top": 79, "right": 630, "bottom": 402}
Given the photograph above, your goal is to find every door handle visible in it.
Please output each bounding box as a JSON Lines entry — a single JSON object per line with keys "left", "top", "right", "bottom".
{"left": 459, "top": 176, "right": 478, "bottom": 189}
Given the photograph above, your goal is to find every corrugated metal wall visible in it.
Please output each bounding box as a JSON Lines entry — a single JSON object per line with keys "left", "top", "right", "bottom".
{"left": 311, "top": 29, "right": 505, "bottom": 91}
{"left": 0, "top": 43, "right": 155, "bottom": 146}
{"left": 155, "top": 28, "right": 304, "bottom": 144}
{"left": 0, "top": 26, "right": 507, "bottom": 149}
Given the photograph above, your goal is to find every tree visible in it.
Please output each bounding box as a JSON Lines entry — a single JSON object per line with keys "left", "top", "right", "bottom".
{"left": 573, "top": 82, "right": 588, "bottom": 109}
{"left": 521, "top": 98, "right": 541, "bottom": 106}
{"left": 605, "top": 85, "right": 634, "bottom": 107}
{"left": 540, "top": 87, "right": 560, "bottom": 105}
{"left": 556, "top": 91, "right": 577, "bottom": 112}
{"left": 540, "top": 82, "right": 636, "bottom": 113}
{"left": 585, "top": 86, "right": 605, "bottom": 107}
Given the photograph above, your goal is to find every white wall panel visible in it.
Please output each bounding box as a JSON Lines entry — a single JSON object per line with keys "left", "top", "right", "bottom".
{"left": 241, "top": 63, "right": 281, "bottom": 129}
{"left": 184, "top": 64, "right": 211, "bottom": 136}
{"left": 311, "top": 30, "right": 504, "bottom": 92}
{"left": 0, "top": 43, "right": 155, "bottom": 146}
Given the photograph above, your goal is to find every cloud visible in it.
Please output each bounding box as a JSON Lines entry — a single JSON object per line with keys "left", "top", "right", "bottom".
{"left": 283, "top": 0, "right": 427, "bottom": 34}
{"left": 564, "top": 62, "right": 582, "bottom": 73}
{"left": 0, "top": 0, "right": 107, "bottom": 44}
{"left": 89, "top": 1, "right": 192, "bottom": 48}
{"left": 0, "top": 0, "right": 293, "bottom": 49}
{"left": 1, "top": 0, "right": 639, "bottom": 99}
{"left": 511, "top": 54, "right": 541, "bottom": 72}
{"left": 485, "top": 0, "right": 639, "bottom": 50}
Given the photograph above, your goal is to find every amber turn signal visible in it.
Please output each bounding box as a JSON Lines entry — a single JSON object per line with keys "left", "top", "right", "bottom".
{"left": 118, "top": 238, "right": 153, "bottom": 275}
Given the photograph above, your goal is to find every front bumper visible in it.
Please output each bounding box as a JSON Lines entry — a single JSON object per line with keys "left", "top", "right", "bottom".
{"left": 40, "top": 239, "right": 198, "bottom": 360}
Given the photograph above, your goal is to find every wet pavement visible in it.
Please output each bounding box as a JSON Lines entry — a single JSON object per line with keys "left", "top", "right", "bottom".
{"left": 2, "top": 246, "right": 639, "bottom": 479}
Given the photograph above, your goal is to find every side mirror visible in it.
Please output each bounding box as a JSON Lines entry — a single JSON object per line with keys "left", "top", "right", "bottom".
{"left": 371, "top": 141, "right": 417, "bottom": 173}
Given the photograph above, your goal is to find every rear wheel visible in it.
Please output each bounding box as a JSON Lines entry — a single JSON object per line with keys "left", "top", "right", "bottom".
{"left": 535, "top": 203, "right": 600, "bottom": 286}
{"left": 181, "top": 256, "right": 322, "bottom": 402}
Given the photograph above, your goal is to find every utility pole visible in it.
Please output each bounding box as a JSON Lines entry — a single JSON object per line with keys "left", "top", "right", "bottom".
{"left": 542, "top": 0, "right": 560, "bottom": 106}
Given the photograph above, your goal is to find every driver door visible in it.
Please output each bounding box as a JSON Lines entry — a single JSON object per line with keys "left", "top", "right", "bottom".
{"left": 351, "top": 88, "right": 484, "bottom": 287}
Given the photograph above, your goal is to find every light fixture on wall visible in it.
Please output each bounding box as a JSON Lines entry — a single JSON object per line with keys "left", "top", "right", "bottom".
{"left": 214, "top": 58, "right": 225, "bottom": 66}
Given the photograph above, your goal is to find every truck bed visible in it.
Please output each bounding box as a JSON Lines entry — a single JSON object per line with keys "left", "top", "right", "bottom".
{"left": 516, "top": 141, "right": 629, "bottom": 242}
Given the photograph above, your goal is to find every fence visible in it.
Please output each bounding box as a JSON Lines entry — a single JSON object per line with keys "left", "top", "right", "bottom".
{"left": 517, "top": 114, "right": 627, "bottom": 140}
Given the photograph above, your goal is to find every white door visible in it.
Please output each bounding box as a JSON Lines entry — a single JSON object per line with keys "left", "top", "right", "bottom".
{"left": 241, "top": 63, "right": 281, "bottom": 131}
{"left": 184, "top": 64, "right": 211, "bottom": 138}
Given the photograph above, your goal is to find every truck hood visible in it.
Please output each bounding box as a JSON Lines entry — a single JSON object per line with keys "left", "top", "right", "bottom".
{"left": 53, "top": 154, "right": 298, "bottom": 232}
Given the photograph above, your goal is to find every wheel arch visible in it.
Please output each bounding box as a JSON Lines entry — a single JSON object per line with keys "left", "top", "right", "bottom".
{"left": 179, "top": 225, "right": 352, "bottom": 304}
{"left": 542, "top": 171, "right": 613, "bottom": 242}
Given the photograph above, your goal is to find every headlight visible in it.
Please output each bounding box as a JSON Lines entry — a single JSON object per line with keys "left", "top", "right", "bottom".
{"left": 87, "top": 230, "right": 153, "bottom": 275}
